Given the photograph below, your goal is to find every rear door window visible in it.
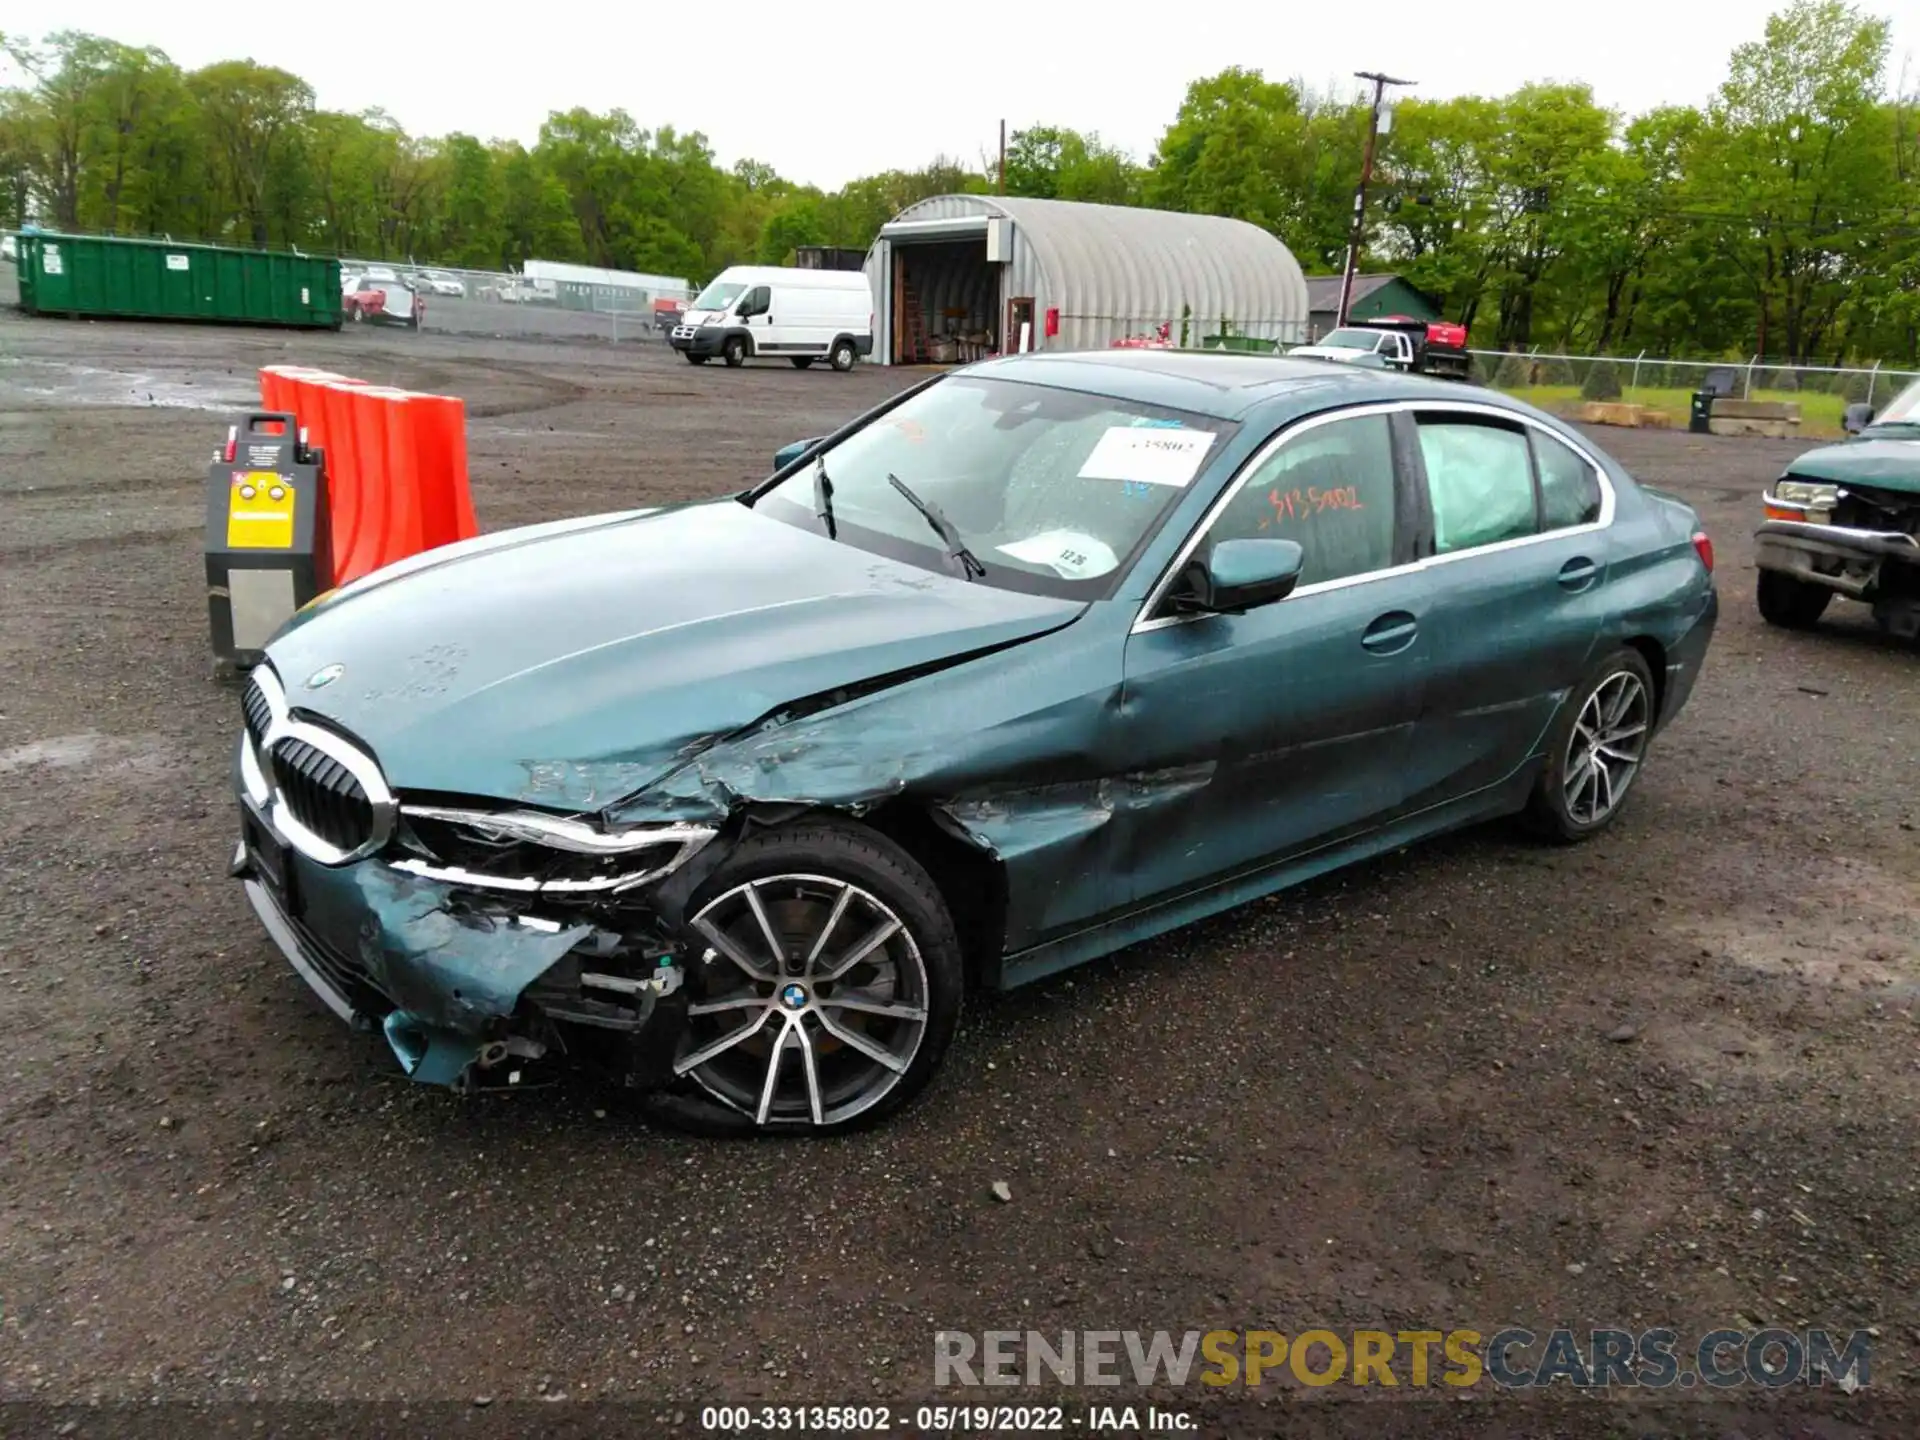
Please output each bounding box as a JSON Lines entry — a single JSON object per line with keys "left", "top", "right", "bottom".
{"left": 1532, "top": 430, "right": 1604, "bottom": 529}
{"left": 1415, "top": 418, "right": 1539, "bottom": 554}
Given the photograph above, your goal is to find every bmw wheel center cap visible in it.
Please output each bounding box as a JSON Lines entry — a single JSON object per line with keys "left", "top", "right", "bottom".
{"left": 780, "top": 983, "right": 808, "bottom": 1010}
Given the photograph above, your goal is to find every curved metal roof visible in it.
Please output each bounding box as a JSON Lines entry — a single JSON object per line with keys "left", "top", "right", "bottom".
{"left": 882, "top": 194, "right": 1308, "bottom": 333}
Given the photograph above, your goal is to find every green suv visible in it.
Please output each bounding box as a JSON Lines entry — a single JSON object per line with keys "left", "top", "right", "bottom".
{"left": 1755, "top": 377, "right": 1920, "bottom": 640}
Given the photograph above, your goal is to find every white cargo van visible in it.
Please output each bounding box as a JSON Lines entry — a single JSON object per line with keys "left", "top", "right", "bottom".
{"left": 671, "top": 265, "right": 872, "bottom": 371}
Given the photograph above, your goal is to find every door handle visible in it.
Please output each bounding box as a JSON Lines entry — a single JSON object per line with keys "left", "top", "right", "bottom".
{"left": 1557, "top": 557, "right": 1599, "bottom": 591}
{"left": 1360, "top": 611, "right": 1418, "bottom": 655}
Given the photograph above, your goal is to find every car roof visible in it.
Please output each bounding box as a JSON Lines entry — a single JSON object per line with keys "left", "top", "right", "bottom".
{"left": 966, "top": 349, "right": 1514, "bottom": 424}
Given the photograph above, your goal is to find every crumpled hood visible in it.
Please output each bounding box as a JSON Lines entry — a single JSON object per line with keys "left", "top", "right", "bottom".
{"left": 1783, "top": 437, "right": 1920, "bottom": 492}
{"left": 265, "top": 499, "right": 1083, "bottom": 807}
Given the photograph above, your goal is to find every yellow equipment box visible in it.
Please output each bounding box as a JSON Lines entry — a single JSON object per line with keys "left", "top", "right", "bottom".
{"left": 205, "top": 411, "right": 333, "bottom": 669}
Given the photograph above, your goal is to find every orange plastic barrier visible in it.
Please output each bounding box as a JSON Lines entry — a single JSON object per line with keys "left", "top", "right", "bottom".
{"left": 255, "top": 365, "right": 478, "bottom": 587}
{"left": 407, "top": 393, "right": 480, "bottom": 546}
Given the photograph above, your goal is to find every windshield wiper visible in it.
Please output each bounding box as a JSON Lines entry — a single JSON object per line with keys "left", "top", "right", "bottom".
{"left": 887, "top": 473, "right": 986, "bottom": 580}
{"left": 813, "top": 457, "right": 837, "bottom": 539}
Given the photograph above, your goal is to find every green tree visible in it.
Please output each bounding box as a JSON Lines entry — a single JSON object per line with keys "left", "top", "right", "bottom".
{"left": 187, "top": 59, "right": 313, "bottom": 245}
{"left": 758, "top": 196, "right": 827, "bottom": 263}
{"left": 1004, "top": 125, "right": 1141, "bottom": 205}
{"left": 495, "top": 141, "right": 578, "bottom": 265}
{"left": 436, "top": 133, "right": 504, "bottom": 267}
{"left": 1689, "top": 0, "right": 1894, "bottom": 361}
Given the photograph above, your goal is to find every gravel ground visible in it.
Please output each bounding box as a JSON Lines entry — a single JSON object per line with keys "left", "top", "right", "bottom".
{"left": 0, "top": 312, "right": 1914, "bottom": 1439}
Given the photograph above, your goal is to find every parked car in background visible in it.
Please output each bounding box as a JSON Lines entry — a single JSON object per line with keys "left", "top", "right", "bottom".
{"left": 653, "top": 296, "right": 686, "bottom": 332}
{"left": 341, "top": 274, "right": 423, "bottom": 328}
{"left": 411, "top": 269, "right": 466, "bottom": 297}
{"left": 497, "top": 278, "right": 544, "bottom": 304}
{"left": 229, "top": 351, "right": 1717, "bottom": 1135}
{"left": 1754, "top": 376, "right": 1920, "bottom": 641}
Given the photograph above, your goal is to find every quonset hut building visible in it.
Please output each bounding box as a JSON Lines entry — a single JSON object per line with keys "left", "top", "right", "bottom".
{"left": 863, "top": 194, "right": 1310, "bottom": 365}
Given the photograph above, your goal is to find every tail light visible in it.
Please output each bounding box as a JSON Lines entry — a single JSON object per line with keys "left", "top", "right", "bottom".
{"left": 1691, "top": 530, "right": 1714, "bottom": 573}
{"left": 223, "top": 425, "right": 237, "bottom": 463}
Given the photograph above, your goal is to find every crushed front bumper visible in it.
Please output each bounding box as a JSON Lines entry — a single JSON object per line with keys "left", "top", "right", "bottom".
{"left": 231, "top": 803, "right": 691, "bottom": 1091}
{"left": 1755, "top": 519, "right": 1920, "bottom": 597}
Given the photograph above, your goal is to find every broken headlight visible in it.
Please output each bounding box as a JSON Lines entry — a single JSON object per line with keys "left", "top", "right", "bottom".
{"left": 391, "top": 805, "right": 716, "bottom": 896}
{"left": 1771, "top": 479, "right": 1840, "bottom": 508}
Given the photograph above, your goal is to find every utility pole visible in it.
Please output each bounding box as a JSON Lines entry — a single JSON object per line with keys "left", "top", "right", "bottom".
{"left": 998, "top": 119, "right": 1007, "bottom": 195}
{"left": 1335, "top": 71, "right": 1414, "bottom": 329}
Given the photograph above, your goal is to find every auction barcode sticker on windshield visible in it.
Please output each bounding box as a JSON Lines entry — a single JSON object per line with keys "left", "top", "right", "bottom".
{"left": 1077, "top": 426, "right": 1215, "bottom": 487}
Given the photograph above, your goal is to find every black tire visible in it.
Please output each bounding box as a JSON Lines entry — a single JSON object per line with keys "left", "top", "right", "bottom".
{"left": 1523, "top": 647, "right": 1658, "bottom": 844}
{"left": 723, "top": 334, "right": 749, "bottom": 368}
{"left": 1756, "top": 569, "right": 1832, "bottom": 629}
{"left": 647, "top": 818, "right": 964, "bottom": 1137}
{"left": 830, "top": 338, "right": 857, "bottom": 373}
{"left": 790, "top": 356, "right": 815, "bottom": 369}
{"left": 683, "top": 352, "right": 708, "bottom": 365}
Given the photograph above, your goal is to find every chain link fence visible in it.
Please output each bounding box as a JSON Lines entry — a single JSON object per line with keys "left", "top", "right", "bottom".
{"left": 1078, "top": 315, "right": 1310, "bottom": 355}
{"left": 1466, "top": 347, "right": 1920, "bottom": 420}
{"left": 337, "top": 258, "right": 697, "bottom": 345}
{"left": 1456, "top": 349, "right": 1920, "bottom": 438}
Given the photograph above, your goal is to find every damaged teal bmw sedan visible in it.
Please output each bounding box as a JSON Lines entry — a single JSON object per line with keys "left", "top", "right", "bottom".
{"left": 232, "top": 350, "right": 1719, "bottom": 1134}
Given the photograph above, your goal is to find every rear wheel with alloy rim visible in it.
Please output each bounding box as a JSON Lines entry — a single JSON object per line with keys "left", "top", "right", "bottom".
{"left": 1525, "top": 648, "right": 1656, "bottom": 843}
{"left": 656, "top": 821, "right": 963, "bottom": 1135}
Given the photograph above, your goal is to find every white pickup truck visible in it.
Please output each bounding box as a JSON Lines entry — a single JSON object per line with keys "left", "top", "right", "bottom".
{"left": 1289, "top": 318, "right": 1474, "bottom": 380}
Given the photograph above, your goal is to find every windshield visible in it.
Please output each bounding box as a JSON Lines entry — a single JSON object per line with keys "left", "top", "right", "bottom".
{"left": 1317, "top": 329, "right": 1383, "bottom": 351}
{"left": 1866, "top": 378, "right": 1920, "bottom": 431}
{"left": 692, "top": 281, "right": 745, "bottom": 312}
{"left": 752, "top": 375, "right": 1237, "bottom": 598}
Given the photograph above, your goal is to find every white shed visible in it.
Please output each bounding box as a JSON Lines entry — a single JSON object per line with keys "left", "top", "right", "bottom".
{"left": 863, "top": 195, "right": 1310, "bottom": 366}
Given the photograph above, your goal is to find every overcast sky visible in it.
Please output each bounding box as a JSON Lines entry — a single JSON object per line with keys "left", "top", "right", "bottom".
{"left": 16, "top": 0, "right": 1919, "bottom": 190}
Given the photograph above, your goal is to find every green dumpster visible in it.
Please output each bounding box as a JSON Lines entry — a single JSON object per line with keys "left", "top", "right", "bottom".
{"left": 1202, "top": 334, "right": 1279, "bottom": 354}
{"left": 14, "top": 232, "right": 342, "bottom": 330}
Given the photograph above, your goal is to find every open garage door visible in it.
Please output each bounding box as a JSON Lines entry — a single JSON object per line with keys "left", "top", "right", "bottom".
{"left": 875, "top": 215, "right": 1010, "bottom": 365}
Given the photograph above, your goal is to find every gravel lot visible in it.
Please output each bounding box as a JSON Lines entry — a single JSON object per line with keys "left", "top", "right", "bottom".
{"left": 0, "top": 311, "right": 1914, "bottom": 1438}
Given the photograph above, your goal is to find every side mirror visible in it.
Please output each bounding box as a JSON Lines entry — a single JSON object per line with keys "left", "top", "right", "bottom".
{"left": 1843, "top": 403, "right": 1874, "bottom": 435}
{"left": 773, "top": 436, "right": 826, "bottom": 472}
{"left": 1175, "top": 538, "right": 1305, "bottom": 615}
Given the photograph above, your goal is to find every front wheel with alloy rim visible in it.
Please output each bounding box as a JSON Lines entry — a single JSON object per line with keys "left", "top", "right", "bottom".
{"left": 1525, "top": 648, "right": 1657, "bottom": 843}
{"left": 1756, "top": 570, "right": 1831, "bottom": 629}
{"left": 652, "top": 820, "right": 964, "bottom": 1136}
{"left": 723, "top": 335, "right": 749, "bottom": 367}
{"left": 830, "top": 339, "right": 857, "bottom": 372}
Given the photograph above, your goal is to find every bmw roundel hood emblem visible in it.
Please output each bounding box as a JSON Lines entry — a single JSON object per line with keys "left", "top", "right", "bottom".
{"left": 306, "top": 663, "right": 344, "bottom": 690}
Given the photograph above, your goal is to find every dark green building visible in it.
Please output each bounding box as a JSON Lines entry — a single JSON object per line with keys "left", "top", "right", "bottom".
{"left": 1305, "top": 273, "right": 1442, "bottom": 339}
